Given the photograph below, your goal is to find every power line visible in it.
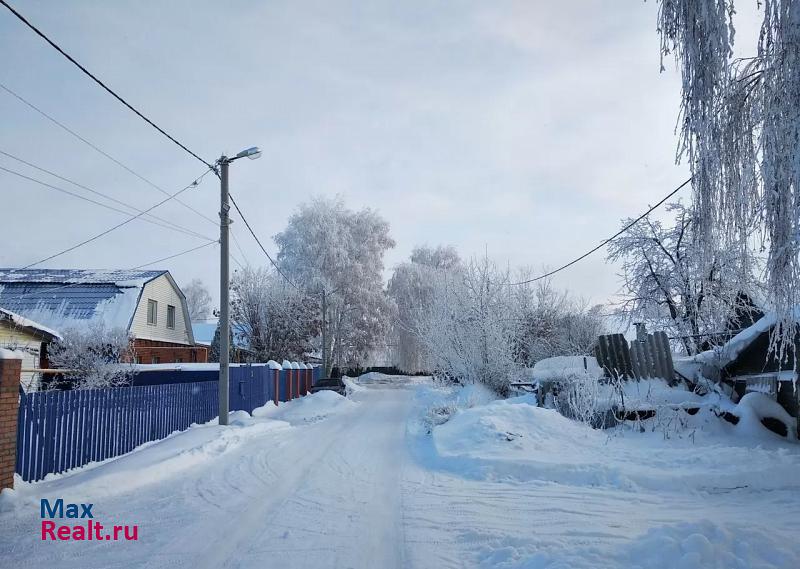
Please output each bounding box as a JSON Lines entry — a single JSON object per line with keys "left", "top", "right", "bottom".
{"left": 20, "top": 167, "right": 215, "bottom": 269}
{"left": 507, "top": 177, "right": 693, "bottom": 286}
{"left": 131, "top": 240, "right": 217, "bottom": 269}
{"left": 0, "top": 149, "right": 214, "bottom": 241}
{"left": 0, "top": 81, "right": 218, "bottom": 227}
{"left": 0, "top": 0, "right": 214, "bottom": 171}
{"left": 228, "top": 193, "right": 299, "bottom": 290}
{"left": 6, "top": 241, "right": 219, "bottom": 301}
{"left": 0, "top": 164, "right": 215, "bottom": 242}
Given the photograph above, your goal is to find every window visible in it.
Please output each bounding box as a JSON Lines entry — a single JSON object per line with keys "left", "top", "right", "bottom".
{"left": 134, "top": 356, "right": 141, "bottom": 364}
{"left": 176, "top": 357, "right": 183, "bottom": 363}
{"left": 151, "top": 355, "right": 160, "bottom": 364}
{"left": 167, "top": 304, "right": 176, "bottom": 329}
{"left": 147, "top": 299, "right": 158, "bottom": 325}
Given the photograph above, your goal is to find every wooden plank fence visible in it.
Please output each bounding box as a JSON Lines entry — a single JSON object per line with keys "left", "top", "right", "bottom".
{"left": 16, "top": 365, "right": 322, "bottom": 482}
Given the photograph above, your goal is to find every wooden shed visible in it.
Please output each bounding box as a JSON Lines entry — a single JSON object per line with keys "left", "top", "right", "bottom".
{"left": 0, "top": 307, "right": 60, "bottom": 391}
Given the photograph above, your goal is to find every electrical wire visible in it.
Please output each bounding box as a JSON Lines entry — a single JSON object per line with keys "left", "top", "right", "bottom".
{"left": 507, "top": 177, "right": 693, "bottom": 286}
{"left": 228, "top": 193, "right": 299, "bottom": 290}
{"left": 5, "top": 241, "right": 219, "bottom": 301}
{"left": 0, "top": 149, "right": 214, "bottom": 241}
{"left": 19, "top": 167, "right": 214, "bottom": 269}
{"left": 0, "top": 82, "right": 218, "bottom": 227}
{"left": 0, "top": 0, "right": 214, "bottom": 171}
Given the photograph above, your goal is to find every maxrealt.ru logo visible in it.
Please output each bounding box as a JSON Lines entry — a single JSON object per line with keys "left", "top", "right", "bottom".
{"left": 40, "top": 499, "right": 139, "bottom": 541}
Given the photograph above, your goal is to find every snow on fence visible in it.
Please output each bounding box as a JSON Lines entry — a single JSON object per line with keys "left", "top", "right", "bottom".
{"left": 15, "top": 364, "right": 322, "bottom": 482}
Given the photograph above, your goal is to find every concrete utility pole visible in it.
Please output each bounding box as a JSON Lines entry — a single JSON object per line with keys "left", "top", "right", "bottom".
{"left": 321, "top": 288, "right": 327, "bottom": 377}
{"left": 218, "top": 157, "right": 231, "bottom": 426}
{"left": 217, "top": 146, "right": 261, "bottom": 426}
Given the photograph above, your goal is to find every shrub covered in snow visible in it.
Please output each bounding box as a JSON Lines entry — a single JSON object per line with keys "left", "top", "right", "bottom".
{"left": 48, "top": 323, "right": 134, "bottom": 389}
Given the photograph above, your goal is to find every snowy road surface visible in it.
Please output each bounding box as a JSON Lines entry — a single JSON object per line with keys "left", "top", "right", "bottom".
{"left": 1, "top": 376, "right": 799, "bottom": 568}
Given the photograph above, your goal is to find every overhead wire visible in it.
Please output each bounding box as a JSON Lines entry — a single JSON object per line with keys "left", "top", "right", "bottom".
{"left": 0, "top": 149, "right": 215, "bottom": 241}
{"left": 19, "top": 167, "right": 215, "bottom": 269}
{"left": 507, "top": 177, "right": 693, "bottom": 286}
{"left": 0, "top": 81, "right": 218, "bottom": 227}
{"left": 0, "top": 0, "right": 214, "bottom": 171}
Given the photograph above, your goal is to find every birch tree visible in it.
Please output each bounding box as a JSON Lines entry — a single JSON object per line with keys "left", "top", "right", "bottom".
{"left": 275, "top": 196, "right": 395, "bottom": 374}
{"left": 657, "top": 0, "right": 800, "bottom": 354}
{"left": 607, "top": 202, "right": 763, "bottom": 353}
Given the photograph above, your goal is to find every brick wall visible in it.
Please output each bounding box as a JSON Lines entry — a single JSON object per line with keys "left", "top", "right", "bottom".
{"left": 130, "top": 339, "right": 208, "bottom": 365}
{"left": 0, "top": 354, "right": 21, "bottom": 491}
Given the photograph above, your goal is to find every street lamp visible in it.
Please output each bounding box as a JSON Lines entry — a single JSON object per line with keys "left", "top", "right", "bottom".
{"left": 217, "top": 146, "right": 261, "bottom": 426}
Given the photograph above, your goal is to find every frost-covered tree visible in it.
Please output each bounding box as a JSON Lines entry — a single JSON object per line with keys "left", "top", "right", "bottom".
{"left": 507, "top": 277, "right": 606, "bottom": 366}
{"left": 275, "top": 196, "right": 395, "bottom": 374}
{"left": 230, "top": 266, "right": 319, "bottom": 361}
{"left": 388, "top": 245, "right": 460, "bottom": 372}
{"left": 182, "top": 278, "right": 212, "bottom": 321}
{"left": 607, "top": 202, "right": 763, "bottom": 354}
{"left": 416, "top": 255, "right": 517, "bottom": 394}
{"left": 657, "top": 0, "right": 800, "bottom": 353}
{"left": 48, "top": 323, "right": 134, "bottom": 389}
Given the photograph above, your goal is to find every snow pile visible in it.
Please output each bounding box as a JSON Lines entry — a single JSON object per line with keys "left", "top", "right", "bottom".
{"left": 532, "top": 355, "right": 603, "bottom": 382}
{"left": 730, "top": 392, "right": 798, "bottom": 441}
{"left": 253, "top": 390, "right": 356, "bottom": 425}
{"left": 1, "top": 411, "right": 288, "bottom": 510}
{"left": 422, "top": 386, "right": 800, "bottom": 491}
{"left": 622, "top": 520, "right": 799, "bottom": 569}
{"left": 341, "top": 375, "right": 365, "bottom": 396}
{"left": 476, "top": 520, "right": 800, "bottom": 569}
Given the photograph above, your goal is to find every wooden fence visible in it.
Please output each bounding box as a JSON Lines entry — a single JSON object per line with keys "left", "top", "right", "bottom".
{"left": 16, "top": 365, "right": 321, "bottom": 482}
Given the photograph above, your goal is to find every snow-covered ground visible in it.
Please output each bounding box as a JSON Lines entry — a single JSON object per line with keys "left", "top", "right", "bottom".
{"left": 1, "top": 376, "right": 798, "bottom": 568}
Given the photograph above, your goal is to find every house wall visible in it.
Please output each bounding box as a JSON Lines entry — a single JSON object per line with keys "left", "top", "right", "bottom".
{"left": 0, "top": 322, "right": 44, "bottom": 391}
{"left": 130, "top": 275, "right": 193, "bottom": 345}
{"left": 129, "top": 339, "right": 208, "bottom": 364}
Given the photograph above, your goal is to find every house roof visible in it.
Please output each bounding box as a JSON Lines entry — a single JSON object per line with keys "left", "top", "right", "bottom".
{"left": 0, "top": 269, "right": 166, "bottom": 334}
{"left": 0, "top": 307, "right": 61, "bottom": 341}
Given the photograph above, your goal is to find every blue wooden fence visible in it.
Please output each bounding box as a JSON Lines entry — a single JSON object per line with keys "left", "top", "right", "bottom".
{"left": 16, "top": 364, "right": 322, "bottom": 482}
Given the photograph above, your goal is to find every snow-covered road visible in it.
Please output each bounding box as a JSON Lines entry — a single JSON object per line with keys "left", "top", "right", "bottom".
{"left": 1, "top": 377, "right": 798, "bottom": 568}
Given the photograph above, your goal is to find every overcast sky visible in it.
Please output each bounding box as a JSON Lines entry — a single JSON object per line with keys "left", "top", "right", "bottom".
{"left": 0, "top": 1, "right": 764, "bottom": 310}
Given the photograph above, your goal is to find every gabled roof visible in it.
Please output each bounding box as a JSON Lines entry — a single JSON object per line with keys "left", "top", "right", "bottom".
{"left": 0, "top": 269, "right": 167, "bottom": 333}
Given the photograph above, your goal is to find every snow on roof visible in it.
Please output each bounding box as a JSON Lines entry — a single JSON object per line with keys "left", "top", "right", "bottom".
{"left": 0, "top": 306, "right": 61, "bottom": 340}
{"left": 0, "top": 268, "right": 166, "bottom": 333}
{"left": 713, "top": 305, "right": 800, "bottom": 369}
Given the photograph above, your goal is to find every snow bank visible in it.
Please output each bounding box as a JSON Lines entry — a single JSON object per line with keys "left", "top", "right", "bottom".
{"left": 0, "top": 412, "right": 289, "bottom": 510}
{"left": 253, "top": 390, "right": 356, "bottom": 425}
{"left": 622, "top": 520, "right": 799, "bottom": 569}
{"left": 421, "top": 388, "right": 800, "bottom": 492}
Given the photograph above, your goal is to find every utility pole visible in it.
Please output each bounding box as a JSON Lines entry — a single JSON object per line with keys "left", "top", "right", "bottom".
{"left": 216, "top": 146, "right": 261, "bottom": 427}
{"left": 218, "top": 156, "right": 230, "bottom": 426}
{"left": 321, "top": 288, "right": 328, "bottom": 377}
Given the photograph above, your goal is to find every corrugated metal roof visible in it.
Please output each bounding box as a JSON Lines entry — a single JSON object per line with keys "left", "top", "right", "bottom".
{"left": 0, "top": 268, "right": 164, "bottom": 285}
{"left": 0, "top": 268, "right": 166, "bottom": 332}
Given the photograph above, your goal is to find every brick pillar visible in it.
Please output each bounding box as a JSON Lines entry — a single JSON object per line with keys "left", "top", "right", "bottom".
{"left": 0, "top": 353, "right": 22, "bottom": 491}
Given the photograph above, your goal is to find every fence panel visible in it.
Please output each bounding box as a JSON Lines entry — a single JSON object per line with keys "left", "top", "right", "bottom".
{"left": 16, "top": 362, "right": 316, "bottom": 482}
{"left": 16, "top": 381, "right": 218, "bottom": 482}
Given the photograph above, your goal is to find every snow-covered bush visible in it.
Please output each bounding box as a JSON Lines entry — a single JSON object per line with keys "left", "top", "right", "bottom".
{"left": 48, "top": 323, "right": 134, "bottom": 389}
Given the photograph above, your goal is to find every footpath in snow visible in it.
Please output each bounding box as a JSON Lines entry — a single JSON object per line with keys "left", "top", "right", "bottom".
{"left": 1, "top": 374, "right": 798, "bottom": 569}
